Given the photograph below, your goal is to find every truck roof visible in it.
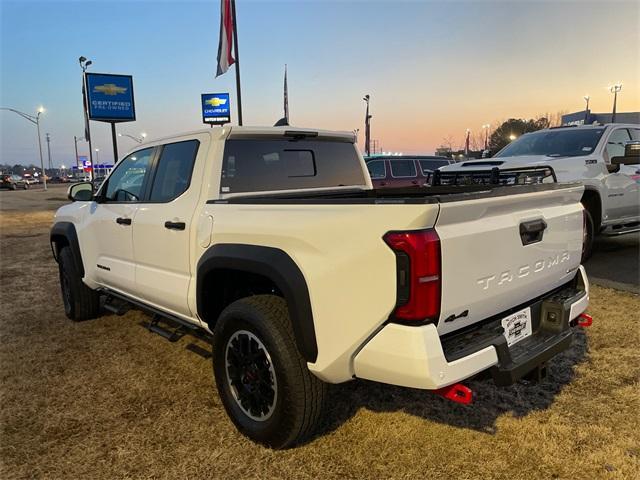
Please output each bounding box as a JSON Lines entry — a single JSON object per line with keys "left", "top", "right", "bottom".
{"left": 140, "top": 126, "right": 357, "bottom": 146}
{"left": 546, "top": 123, "right": 638, "bottom": 131}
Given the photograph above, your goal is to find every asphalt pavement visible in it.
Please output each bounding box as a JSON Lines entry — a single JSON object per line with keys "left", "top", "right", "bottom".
{"left": 585, "top": 232, "right": 639, "bottom": 294}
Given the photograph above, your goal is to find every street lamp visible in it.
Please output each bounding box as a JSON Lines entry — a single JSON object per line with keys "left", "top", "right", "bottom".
{"left": 118, "top": 132, "right": 147, "bottom": 144}
{"left": 509, "top": 134, "right": 517, "bottom": 141}
{"left": 79, "top": 56, "right": 95, "bottom": 180}
{"left": 95, "top": 148, "right": 100, "bottom": 164}
{"left": 583, "top": 95, "right": 590, "bottom": 124}
{"left": 0, "top": 106, "right": 48, "bottom": 190}
{"left": 363, "top": 95, "right": 372, "bottom": 156}
{"left": 609, "top": 83, "right": 622, "bottom": 123}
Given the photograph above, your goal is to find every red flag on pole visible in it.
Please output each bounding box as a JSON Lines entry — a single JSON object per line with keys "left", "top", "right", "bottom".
{"left": 216, "top": 0, "right": 235, "bottom": 77}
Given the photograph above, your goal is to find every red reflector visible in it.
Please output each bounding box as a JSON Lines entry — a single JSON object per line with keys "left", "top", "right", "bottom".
{"left": 578, "top": 313, "right": 593, "bottom": 327}
{"left": 384, "top": 229, "right": 441, "bottom": 322}
{"left": 433, "top": 383, "right": 474, "bottom": 405}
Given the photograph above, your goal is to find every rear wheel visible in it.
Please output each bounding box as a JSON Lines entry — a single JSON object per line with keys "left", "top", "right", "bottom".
{"left": 212, "top": 295, "right": 326, "bottom": 449}
{"left": 58, "top": 246, "right": 100, "bottom": 321}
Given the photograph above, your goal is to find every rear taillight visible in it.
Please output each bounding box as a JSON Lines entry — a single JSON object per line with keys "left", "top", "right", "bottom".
{"left": 383, "top": 229, "right": 441, "bottom": 323}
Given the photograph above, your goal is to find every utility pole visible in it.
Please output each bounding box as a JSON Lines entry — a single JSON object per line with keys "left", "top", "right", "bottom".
{"left": 583, "top": 95, "right": 590, "bottom": 124}
{"left": 610, "top": 83, "right": 622, "bottom": 123}
{"left": 363, "top": 94, "right": 371, "bottom": 156}
{"left": 46, "top": 133, "right": 52, "bottom": 171}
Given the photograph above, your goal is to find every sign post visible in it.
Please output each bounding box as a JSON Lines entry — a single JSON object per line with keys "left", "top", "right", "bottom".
{"left": 201, "top": 93, "right": 231, "bottom": 126}
{"left": 86, "top": 73, "right": 136, "bottom": 169}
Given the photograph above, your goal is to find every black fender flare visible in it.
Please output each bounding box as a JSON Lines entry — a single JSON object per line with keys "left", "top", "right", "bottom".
{"left": 197, "top": 244, "right": 318, "bottom": 363}
{"left": 50, "top": 222, "right": 85, "bottom": 277}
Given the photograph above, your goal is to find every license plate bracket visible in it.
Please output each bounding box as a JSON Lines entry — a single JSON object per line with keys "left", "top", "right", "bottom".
{"left": 501, "top": 307, "right": 532, "bottom": 347}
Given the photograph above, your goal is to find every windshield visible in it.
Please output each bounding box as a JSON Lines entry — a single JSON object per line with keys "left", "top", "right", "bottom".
{"left": 495, "top": 128, "right": 606, "bottom": 158}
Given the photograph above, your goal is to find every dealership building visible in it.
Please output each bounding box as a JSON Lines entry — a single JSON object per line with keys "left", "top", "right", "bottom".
{"left": 562, "top": 110, "right": 640, "bottom": 126}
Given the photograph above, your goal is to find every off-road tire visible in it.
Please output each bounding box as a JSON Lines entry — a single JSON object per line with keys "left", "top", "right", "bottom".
{"left": 58, "top": 246, "right": 100, "bottom": 321}
{"left": 212, "top": 295, "right": 326, "bottom": 449}
{"left": 582, "top": 208, "right": 595, "bottom": 262}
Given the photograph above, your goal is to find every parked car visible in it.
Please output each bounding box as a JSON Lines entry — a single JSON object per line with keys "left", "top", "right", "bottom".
{"left": 366, "top": 155, "right": 453, "bottom": 188}
{"left": 441, "top": 123, "right": 640, "bottom": 258}
{"left": 50, "top": 176, "right": 71, "bottom": 184}
{"left": 52, "top": 126, "right": 590, "bottom": 448}
{"left": 0, "top": 174, "right": 29, "bottom": 190}
{"left": 22, "top": 175, "right": 39, "bottom": 185}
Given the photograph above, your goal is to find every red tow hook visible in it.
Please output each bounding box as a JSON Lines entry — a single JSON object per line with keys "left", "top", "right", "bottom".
{"left": 578, "top": 313, "right": 593, "bottom": 327}
{"left": 433, "top": 383, "right": 474, "bottom": 405}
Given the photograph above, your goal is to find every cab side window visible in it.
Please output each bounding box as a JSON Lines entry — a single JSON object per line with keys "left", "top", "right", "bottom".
{"left": 390, "top": 160, "right": 417, "bottom": 178}
{"left": 366, "top": 160, "right": 386, "bottom": 179}
{"left": 103, "top": 148, "right": 154, "bottom": 202}
{"left": 605, "top": 129, "right": 631, "bottom": 161}
{"left": 149, "top": 140, "right": 199, "bottom": 202}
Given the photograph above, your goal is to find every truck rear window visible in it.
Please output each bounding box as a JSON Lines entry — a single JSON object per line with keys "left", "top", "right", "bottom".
{"left": 220, "top": 139, "right": 367, "bottom": 193}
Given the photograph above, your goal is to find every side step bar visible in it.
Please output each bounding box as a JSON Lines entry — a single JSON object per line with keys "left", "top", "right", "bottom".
{"left": 100, "top": 289, "right": 202, "bottom": 342}
{"left": 602, "top": 222, "right": 640, "bottom": 236}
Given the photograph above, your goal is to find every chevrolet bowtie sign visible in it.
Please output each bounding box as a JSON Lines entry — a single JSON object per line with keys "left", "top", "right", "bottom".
{"left": 201, "top": 93, "right": 231, "bottom": 125}
{"left": 86, "top": 73, "right": 136, "bottom": 122}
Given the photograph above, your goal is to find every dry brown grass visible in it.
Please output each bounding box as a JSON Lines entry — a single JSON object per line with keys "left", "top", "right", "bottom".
{"left": 1, "top": 188, "right": 639, "bottom": 479}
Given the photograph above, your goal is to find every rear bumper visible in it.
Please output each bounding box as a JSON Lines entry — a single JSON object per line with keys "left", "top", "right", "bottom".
{"left": 353, "top": 266, "right": 589, "bottom": 389}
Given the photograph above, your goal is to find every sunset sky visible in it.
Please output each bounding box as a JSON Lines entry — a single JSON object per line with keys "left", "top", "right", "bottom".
{"left": 1, "top": 0, "right": 639, "bottom": 166}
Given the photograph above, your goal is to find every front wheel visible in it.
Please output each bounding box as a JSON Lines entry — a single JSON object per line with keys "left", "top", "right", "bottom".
{"left": 582, "top": 208, "right": 595, "bottom": 262}
{"left": 58, "top": 246, "right": 100, "bottom": 321}
{"left": 212, "top": 295, "right": 326, "bottom": 449}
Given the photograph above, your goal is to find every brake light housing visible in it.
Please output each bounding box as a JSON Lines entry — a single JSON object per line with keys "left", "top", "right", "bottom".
{"left": 383, "top": 229, "right": 441, "bottom": 323}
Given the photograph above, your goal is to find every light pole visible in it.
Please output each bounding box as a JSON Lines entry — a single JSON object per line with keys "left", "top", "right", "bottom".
{"left": 609, "top": 83, "right": 622, "bottom": 123}
{"left": 1, "top": 106, "right": 48, "bottom": 190}
{"left": 464, "top": 128, "right": 471, "bottom": 157}
{"left": 118, "top": 132, "right": 147, "bottom": 144}
{"left": 79, "top": 56, "right": 95, "bottom": 180}
{"left": 45, "top": 133, "right": 52, "bottom": 170}
{"left": 482, "top": 124, "right": 490, "bottom": 150}
{"left": 363, "top": 95, "right": 371, "bottom": 156}
{"left": 95, "top": 148, "right": 100, "bottom": 164}
{"left": 583, "top": 95, "right": 590, "bottom": 124}
{"left": 73, "top": 135, "right": 85, "bottom": 169}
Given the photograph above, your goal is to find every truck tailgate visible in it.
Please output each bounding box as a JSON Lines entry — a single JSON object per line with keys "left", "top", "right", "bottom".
{"left": 435, "top": 184, "right": 584, "bottom": 335}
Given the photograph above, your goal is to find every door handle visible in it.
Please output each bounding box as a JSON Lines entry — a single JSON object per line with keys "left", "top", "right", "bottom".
{"left": 164, "top": 221, "right": 186, "bottom": 230}
{"left": 116, "top": 217, "right": 132, "bottom": 225}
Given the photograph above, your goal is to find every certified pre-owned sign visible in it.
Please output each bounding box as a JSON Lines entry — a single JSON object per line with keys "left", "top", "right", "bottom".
{"left": 201, "top": 93, "right": 230, "bottom": 125}
{"left": 86, "top": 73, "right": 136, "bottom": 123}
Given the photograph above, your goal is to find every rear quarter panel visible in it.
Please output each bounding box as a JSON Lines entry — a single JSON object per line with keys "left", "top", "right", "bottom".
{"left": 202, "top": 202, "right": 440, "bottom": 382}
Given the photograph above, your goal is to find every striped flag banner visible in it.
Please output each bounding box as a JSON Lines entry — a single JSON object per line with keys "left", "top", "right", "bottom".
{"left": 216, "top": 0, "right": 235, "bottom": 77}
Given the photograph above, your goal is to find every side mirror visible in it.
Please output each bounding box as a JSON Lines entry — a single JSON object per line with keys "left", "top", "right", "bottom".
{"left": 608, "top": 141, "right": 639, "bottom": 173}
{"left": 67, "top": 182, "right": 93, "bottom": 202}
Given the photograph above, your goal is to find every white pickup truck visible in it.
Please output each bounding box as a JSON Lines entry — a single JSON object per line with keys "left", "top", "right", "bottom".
{"left": 440, "top": 124, "right": 640, "bottom": 257}
{"left": 51, "top": 126, "right": 590, "bottom": 448}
